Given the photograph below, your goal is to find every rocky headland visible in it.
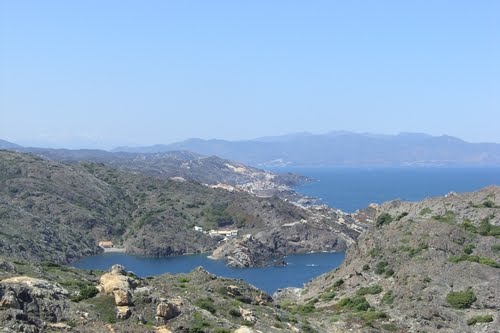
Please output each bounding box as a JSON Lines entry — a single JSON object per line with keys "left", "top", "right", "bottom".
{"left": 276, "top": 186, "right": 500, "bottom": 332}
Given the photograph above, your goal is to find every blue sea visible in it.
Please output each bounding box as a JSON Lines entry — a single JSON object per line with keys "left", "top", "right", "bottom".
{"left": 72, "top": 252, "right": 345, "bottom": 294}
{"left": 274, "top": 167, "right": 500, "bottom": 212}
{"left": 72, "top": 167, "right": 500, "bottom": 292}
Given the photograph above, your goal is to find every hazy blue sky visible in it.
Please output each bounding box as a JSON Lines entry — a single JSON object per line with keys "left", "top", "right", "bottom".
{"left": 1, "top": 1, "right": 499, "bottom": 148}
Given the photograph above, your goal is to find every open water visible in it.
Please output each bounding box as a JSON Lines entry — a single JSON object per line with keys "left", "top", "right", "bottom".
{"left": 72, "top": 252, "right": 345, "bottom": 294}
{"left": 275, "top": 167, "right": 500, "bottom": 212}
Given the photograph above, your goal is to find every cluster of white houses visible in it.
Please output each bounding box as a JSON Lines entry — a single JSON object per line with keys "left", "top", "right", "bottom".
{"left": 193, "top": 226, "right": 238, "bottom": 237}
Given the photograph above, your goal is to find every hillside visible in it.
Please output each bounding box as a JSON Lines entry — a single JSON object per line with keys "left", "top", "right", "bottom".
{"left": 278, "top": 186, "right": 500, "bottom": 332}
{"left": 0, "top": 140, "right": 21, "bottom": 150}
{"left": 0, "top": 258, "right": 324, "bottom": 333}
{"left": 3, "top": 144, "right": 311, "bottom": 200}
{"left": 113, "top": 132, "right": 500, "bottom": 167}
{"left": 1, "top": 187, "right": 498, "bottom": 333}
{"left": 0, "top": 150, "right": 360, "bottom": 265}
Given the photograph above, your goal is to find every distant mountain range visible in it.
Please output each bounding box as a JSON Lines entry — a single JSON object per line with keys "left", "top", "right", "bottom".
{"left": 112, "top": 132, "right": 500, "bottom": 167}
{"left": 3, "top": 131, "right": 500, "bottom": 167}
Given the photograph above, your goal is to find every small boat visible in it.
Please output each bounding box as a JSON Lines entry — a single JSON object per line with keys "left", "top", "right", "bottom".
{"left": 306, "top": 264, "right": 319, "bottom": 267}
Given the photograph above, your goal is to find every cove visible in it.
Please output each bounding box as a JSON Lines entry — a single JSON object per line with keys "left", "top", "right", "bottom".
{"left": 71, "top": 251, "right": 345, "bottom": 294}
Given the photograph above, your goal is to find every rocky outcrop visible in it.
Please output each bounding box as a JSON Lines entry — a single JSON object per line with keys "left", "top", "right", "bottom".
{"left": 211, "top": 234, "right": 279, "bottom": 267}
{"left": 155, "top": 300, "right": 181, "bottom": 321}
{"left": 291, "top": 186, "right": 500, "bottom": 332}
{"left": 0, "top": 261, "right": 16, "bottom": 273}
{"left": 0, "top": 277, "right": 71, "bottom": 332}
{"left": 98, "top": 264, "right": 139, "bottom": 321}
{"left": 0, "top": 260, "right": 324, "bottom": 332}
{"left": 113, "top": 289, "right": 131, "bottom": 306}
{"left": 227, "top": 285, "right": 241, "bottom": 296}
{"left": 211, "top": 215, "right": 359, "bottom": 267}
{"left": 99, "top": 264, "right": 135, "bottom": 296}
{"left": 239, "top": 307, "right": 257, "bottom": 323}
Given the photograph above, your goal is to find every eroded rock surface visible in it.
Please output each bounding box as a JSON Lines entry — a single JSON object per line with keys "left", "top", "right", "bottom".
{"left": 0, "top": 277, "right": 70, "bottom": 332}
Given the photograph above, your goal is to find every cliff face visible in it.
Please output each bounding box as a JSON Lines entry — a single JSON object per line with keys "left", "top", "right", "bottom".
{"left": 279, "top": 186, "right": 500, "bottom": 332}
{"left": 211, "top": 208, "right": 363, "bottom": 267}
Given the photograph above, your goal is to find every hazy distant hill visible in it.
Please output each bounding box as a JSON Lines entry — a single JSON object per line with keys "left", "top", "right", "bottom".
{"left": 113, "top": 132, "right": 500, "bottom": 167}
{"left": 0, "top": 139, "right": 21, "bottom": 150}
{"left": 0, "top": 144, "right": 307, "bottom": 189}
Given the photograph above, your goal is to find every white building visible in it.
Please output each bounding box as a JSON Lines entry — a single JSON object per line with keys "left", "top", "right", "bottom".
{"left": 208, "top": 229, "right": 238, "bottom": 237}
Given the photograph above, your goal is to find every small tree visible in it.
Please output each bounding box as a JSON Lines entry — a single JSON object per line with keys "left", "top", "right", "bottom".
{"left": 376, "top": 213, "right": 393, "bottom": 227}
{"left": 446, "top": 289, "right": 476, "bottom": 309}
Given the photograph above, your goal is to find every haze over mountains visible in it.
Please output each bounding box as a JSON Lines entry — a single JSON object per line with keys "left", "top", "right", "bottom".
{"left": 117, "top": 131, "right": 500, "bottom": 167}
{"left": 2, "top": 131, "right": 500, "bottom": 167}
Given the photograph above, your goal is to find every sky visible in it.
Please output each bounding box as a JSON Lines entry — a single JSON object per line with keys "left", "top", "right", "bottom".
{"left": 1, "top": 1, "right": 499, "bottom": 149}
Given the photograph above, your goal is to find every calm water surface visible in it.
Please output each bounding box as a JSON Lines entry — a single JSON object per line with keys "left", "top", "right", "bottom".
{"left": 273, "top": 167, "right": 500, "bottom": 212}
{"left": 72, "top": 252, "right": 345, "bottom": 294}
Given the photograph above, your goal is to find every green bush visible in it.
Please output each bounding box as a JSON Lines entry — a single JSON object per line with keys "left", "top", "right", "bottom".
{"left": 376, "top": 213, "right": 393, "bottom": 227}
{"left": 357, "top": 311, "right": 387, "bottom": 321}
{"left": 419, "top": 208, "right": 432, "bottom": 215}
{"left": 384, "top": 268, "right": 395, "bottom": 277}
{"left": 448, "top": 254, "right": 500, "bottom": 268}
{"left": 478, "top": 218, "right": 500, "bottom": 237}
{"left": 194, "top": 298, "right": 217, "bottom": 314}
{"left": 462, "top": 220, "right": 477, "bottom": 233}
{"left": 356, "top": 284, "right": 382, "bottom": 296}
{"left": 333, "top": 279, "right": 344, "bottom": 288}
{"left": 188, "top": 311, "right": 211, "bottom": 332}
{"left": 320, "top": 290, "right": 336, "bottom": 301}
{"left": 369, "top": 247, "right": 381, "bottom": 258}
{"left": 395, "top": 212, "right": 409, "bottom": 221}
{"left": 71, "top": 285, "right": 99, "bottom": 302}
{"left": 80, "top": 285, "right": 99, "bottom": 299}
{"left": 375, "top": 261, "right": 389, "bottom": 275}
{"left": 301, "top": 324, "right": 319, "bottom": 333}
{"left": 280, "top": 300, "right": 315, "bottom": 314}
{"left": 296, "top": 303, "right": 315, "bottom": 314}
{"left": 482, "top": 200, "right": 496, "bottom": 208}
{"left": 87, "top": 296, "right": 116, "bottom": 323}
{"left": 228, "top": 309, "right": 241, "bottom": 317}
{"left": 463, "top": 244, "right": 475, "bottom": 255}
{"left": 467, "top": 314, "right": 493, "bottom": 325}
{"left": 446, "top": 289, "right": 477, "bottom": 309}
{"left": 381, "top": 290, "right": 395, "bottom": 305}
{"left": 338, "top": 296, "right": 371, "bottom": 311}
{"left": 432, "top": 211, "right": 456, "bottom": 224}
